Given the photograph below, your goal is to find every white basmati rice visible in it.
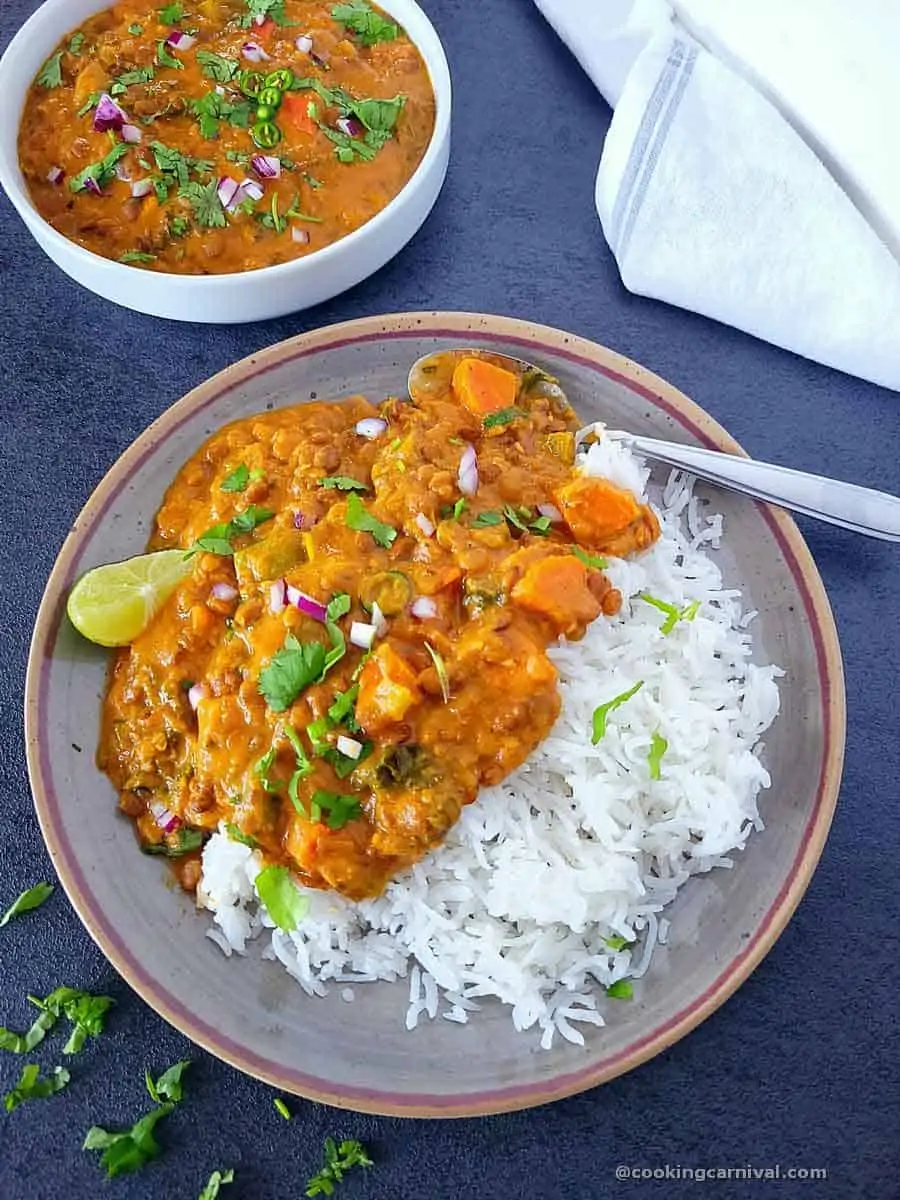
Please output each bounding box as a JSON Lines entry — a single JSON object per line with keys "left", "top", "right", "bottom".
{"left": 197, "top": 440, "right": 782, "bottom": 1048}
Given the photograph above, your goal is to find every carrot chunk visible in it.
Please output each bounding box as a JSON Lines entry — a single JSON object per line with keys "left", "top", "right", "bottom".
{"left": 451, "top": 357, "right": 519, "bottom": 418}
{"left": 511, "top": 555, "right": 601, "bottom": 635}
{"left": 356, "top": 643, "right": 422, "bottom": 734}
{"left": 552, "top": 476, "right": 642, "bottom": 545}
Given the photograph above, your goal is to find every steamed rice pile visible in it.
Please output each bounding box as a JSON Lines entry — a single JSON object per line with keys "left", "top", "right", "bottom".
{"left": 198, "top": 437, "right": 781, "bottom": 1048}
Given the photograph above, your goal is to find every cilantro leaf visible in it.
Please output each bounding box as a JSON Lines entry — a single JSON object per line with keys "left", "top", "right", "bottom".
{"left": 150, "top": 140, "right": 212, "bottom": 187}
{"left": 603, "top": 934, "right": 633, "bottom": 952}
{"left": 0, "top": 1007, "right": 56, "bottom": 1054}
{"left": 191, "top": 505, "right": 274, "bottom": 555}
{"left": 471, "top": 510, "right": 503, "bottom": 528}
{"left": 141, "top": 828, "right": 206, "bottom": 856}
{"left": 158, "top": 1, "right": 186, "bottom": 22}
{"left": 310, "top": 789, "right": 362, "bottom": 830}
{"left": 84, "top": 1102, "right": 175, "bottom": 1178}
{"left": 199, "top": 1168, "right": 235, "bottom": 1199}
{"left": 221, "top": 464, "right": 250, "bottom": 492}
{"left": 180, "top": 179, "right": 227, "bottom": 228}
{"left": 327, "top": 683, "right": 359, "bottom": 726}
{"left": 639, "top": 593, "right": 701, "bottom": 635}
{"left": 145, "top": 1059, "right": 191, "bottom": 1104}
{"left": 331, "top": 0, "right": 399, "bottom": 45}
{"left": 572, "top": 546, "right": 609, "bottom": 570}
{"left": 591, "top": 681, "right": 644, "bottom": 744}
{"left": 37, "top": 52, "right": 64, "bottom": 89}
{"left": 647, "top": 731, "right": 668, "bottom": 781}
{"left": 113, "top": 66, "right": 155, "bottom": 91}
{"left": 482, "top": 406, "right": 523, "bottom": 430}
{"left": 345, "top": 493, "right": 397, "bottom": 548}
{"left": 169, "top": 215, "right": 191, "bottom": 237}
{"left": 306, "top": 1137, "right": 373, "bottom": 1197}
{"left": 128, "top": 23, "right": 144, "bottom": 34}
{"left": 254, "top": 746, "right": 280, "bottom": 793}
{"left": 119, "top": 251, "right": 157, "bottom": 265}
{"left": 259, "top": 635, "right": 327, "bottom": 711}
{"left": 255, "top": 866, "right": 309, "bottom": 933}
{"left": 4, "top": 1064, "right": 70, "bottom": 1113}
{"left": 156, "top": 39, "right": 185, "bottom": 70}
{"left": 274, "top": 1098, "right": 291, "bottom": 1120}
{"left": 246, "top": 0, "right": 292, "bottom": 25}
{"left": 196, "top": 50, "right": 240, "bottom": 82}
{"left": 319, "top": 475, "right": 369, "bottom": 491}
{"left": 30, "top": 987, "right": 116, "bottom": 1055}
{"left": 0, "top": 882, "right": 53, "bottom": 927}
{"left": 225, "top": 823, "right": 259, "bottom": 848}
{"left": 69, "top": 32, "right": 85, "bottom": 55}
{"left": 69, "top": 143, "right": 129, "bottom": 193}
{"left": 77, "top": 90, "right": 103, "bottom": 116}
{"left": 606, "top": 979, "right": 634, "bottom": 1000}
{"left": 284, "top": 726, "right": 314, "bottom": 813}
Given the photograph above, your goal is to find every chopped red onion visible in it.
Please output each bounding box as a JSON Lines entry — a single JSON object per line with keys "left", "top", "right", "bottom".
{"left": 251, "top": 154, "right": 281, "bottom": 179}
{"left": 336, "top": 735, "right": 363, "bottom": 760}
{"left": 121, "top": 123, "right": 143, "bottom": 144}
{"left": 286, "top": 586, "right": 328, "bottom": 623}
{"left": 295, "top": 34, "right": 313, "bottom": 53}
{"left": 355, "top": 417, "right": 387, "bottom": 440}
{"left": 457, "top": 444, "right": 479, "bottom": 496}
{"left": 114, "top": 162, "right": 131, "bottom": 182}
{"left": 310, "top": 51, "right": 328, "bottom": 69}
{"left": 83, "top": 177, "right": 103, "bottom": 197}
{"left": 410, "top": 596, "right": 438, "bottom": 620}
{"left": 291, "top": 226, "right": 310, "bottom": 245}
{"left": 414, "top": 513, "right": 435, "bottom": 537}
{"left": 370, "top": 602, "right": 388, "bottom": 638}
{"left": 166, "top": 30, "right": 197, "bottom": 50}
{"left": 150, "top": 800, "right": 181, "bottom": 835}
{"left": 217, "top": 176, "right": 240, "bottom": 209}
{"left": 46, "top": 166, "right": 64, "bottom": 185}
{"left": 292, "top": 509, "right": 317, "bottom": 530}
{"left": 242, "top": 41, "right": 270, "bottom": 62}
{"left": 210, "top": 582, "right": 239, "bottom": 603}
{"left": 93, "top": 93, "right": 128, "bottom": 132}
{"left": 537, "top": 502, "right": 563, "bottom": 522}
{"left": 335, "top": 115, "right": 363, "bottom": 138}
{"left": 269, "top": 579, "right": 286, "bottom": 614}
{"left": 240, "top": 179, "right": 264, "bottom": 203}
{"left": 131, "top": 178, "right": 153, "bottom": 198}
{"left": 187, "top": 683, "right": 208, "bottom": 711}
{"left": 350, "top": 621, "right": 377, "bottom": 650}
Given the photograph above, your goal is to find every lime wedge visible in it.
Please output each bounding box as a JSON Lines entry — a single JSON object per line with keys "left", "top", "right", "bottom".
{"left": 66, "top": 549, "right": 193, "bottom": 647}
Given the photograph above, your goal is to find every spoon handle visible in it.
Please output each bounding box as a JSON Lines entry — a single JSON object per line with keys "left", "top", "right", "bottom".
{"left": 616, "top": 433, "right": 900, "bottom": 542}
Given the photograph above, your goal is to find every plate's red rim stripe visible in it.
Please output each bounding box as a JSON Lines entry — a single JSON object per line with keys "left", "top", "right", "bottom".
{"left": 35, "top": 326, "right": 834, "bottom": 1112}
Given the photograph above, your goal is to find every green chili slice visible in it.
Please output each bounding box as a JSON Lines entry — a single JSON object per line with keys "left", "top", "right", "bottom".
{"left": 265, "top": 68, "right": 294, "bottom": 91}
{"left": 255, "top": 104, "right": 275, "bottom": 122}
{"left": 251, "top": 120, "right": 282, "bottom": 148}
{"left": 238, "top": 69, "right": 265, "bottom": 99}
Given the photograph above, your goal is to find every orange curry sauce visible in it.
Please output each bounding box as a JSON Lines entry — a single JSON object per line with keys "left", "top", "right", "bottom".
{"left": 99, "top": 355, "right": 660, "bottom": 899}
{"left": 18, "top": 0, "right": 434, "bottom": 272}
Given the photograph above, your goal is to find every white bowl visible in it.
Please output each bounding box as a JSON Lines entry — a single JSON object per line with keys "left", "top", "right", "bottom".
{"left": 0, "top": 0, "right": 451, "bottom": 323}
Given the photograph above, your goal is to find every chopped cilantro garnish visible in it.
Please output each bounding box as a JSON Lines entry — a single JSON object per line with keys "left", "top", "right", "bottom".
{"left": 169, "top": 215, "right": 191, "bottom": 237}
{"left": 424, "top": 641, "right": 450, "bottom": 703}
{"left": 451, "top": 498, "right": 467, "bottom": 520}
{"left": 306, "top": 1136, "right": 373, "bottom": 1197}
{"left": 305, "top": 173, "right": 322, "bottom": 189}
{"left": 647, "top": 731, "right": 668, "bottom": 780}
{"left": 158, "top": 1, "right": 186, "bottom": 23}
{"left": 324, "top": 742, "right": 372, "bottom": 779}
{"left": 254, "top": 745, "right": 280, "bottom": 792}
{"left": 221, "top": 463, "right": 250, "bottom": 492}
{"left": 189, "top": 90, "right": 251, "bottom": 138}
{"left": 190, "top": 505, "right": 274, "bottom": 555}
{"left": 591, "top": 681, "right": 644, "bottom": 744}
{"left": 179, "top": 179, "right": 227, "bottom": 228}
{"left": 319, "top": 475, "right": 369, "bottom": 491}
{"left": 259, "top": 635, "right": 327, "bottom": 712}
{"left": 119, "top": 251, "right": 157, "bottom": 265}
{"left": 503, "top": 504, "right": 529, "bottom": 533}
{"left": 284, "top": 726, "right": 313, "bottom": 812}
{"left": 112, "top": 66, "right": 155, "bottom": 94}
{"left": 153, "top": 177, "right": 169, "bottom": 203}
{"left": 245, "top": 0, "right": 291, "bottom": 26}
{"left": 156, "top": 39, "right": 185, "bottom": 70}
{"left": 141, "top": 828, "right": 206, "bottom": 857}
{"left": 0, "top": 882, "right": 53, "bottom": 928}
{"left": 150, "top": 140, "right": 212, "bottom": 187}
{"left": 603, "top": 934, "right": 633, "bottom": 952}
{"left": 77, "top": 90, "right": 103, "bottom": 116}
{"left": 471, "top": 510, "right": 503, "bottom": 528}
{"left": 302, "top": 87, "right": 405, "bottom": 163}
{"left": 69, "top": 32, "right": 85, "bottom": 55}
{"left": 196, "top": 50, "right": 240, "bottom": 83}
{"left": 4, "top": 1064, "right": 70, "bottom": 1113}
{"left": 225, "top": 823, "right": 259, "bottom": 849}
{"left": 37, "top": 51, "right": 63, "bottom": 89}
{"left": 226, "top": 149, "right": 253, "bottom": 166}
{"left": 128, "top": 23, "right": 144, "bottom": 35}
{"left": 36, "top": 987, "right": 115, "bottom": 1055}
{"left": 331, "top": 0, "right": 399, "bottom": 45}
{"left": 345, "top": 493, "right": 397, "bottom": 548}
{"left": 199, "top": 1168, "right": 235, "bottom": 1199}
{"left": 310, "top": 789, "right": 362, "bottom": 830}
{"left": 255, "top": 866, "right": 309, "bottom": 933}
{"left": 606, "top": 980, "right": 634, "bottom": 1000}
{"left": 529, "top": 515, "right": 552, "bottom": 535}
{"left": 639, "top": 593, "right": 701, "bottom": 635}
{"left": 69, "top": 143, "right": 129, "bottom": 194}
{"left": 572, "top": 546, "right": 609, "bottom": 570}
{"left": 145, "top": 1059, "right": 191, "bottom": 1104}
{"left": 273, "top": 1098, "right": 291, "bottom": 1120}
{"left": 0, "top": 1007, "right": 55, "bottom": 1055}
{"left": 306, "top": 716, "right": 333, "bottom": 755}
{"left": 482, "top": 406, "right": 523, "bottom": 430}
{"left": 327, "top": 683, "right": 359, "bottom": 726}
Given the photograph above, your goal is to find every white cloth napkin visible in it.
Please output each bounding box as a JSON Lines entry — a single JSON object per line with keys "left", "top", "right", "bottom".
{"left": 536, "top": 0, "right": 900, "bottom": 392}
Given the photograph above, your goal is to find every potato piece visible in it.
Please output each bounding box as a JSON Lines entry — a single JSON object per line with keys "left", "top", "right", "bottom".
{"left": 552, "top": 476, "right": 642, "bottom": 545}
{"left": 356, "top": 643, "right": 422, "bottom": 734}
{"left": 451, "top": 357, "right": 518, "bottom": 418}
{"left": 511, "top": 555, "right": 601, "bottom": 636}
{"left": 233, "top": 528, "right": 307, "bottom": 588}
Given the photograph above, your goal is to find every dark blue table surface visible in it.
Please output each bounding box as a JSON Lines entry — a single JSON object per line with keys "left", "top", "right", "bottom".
{"left": 2, "top": 2, "right": 899, "bottom": 1197}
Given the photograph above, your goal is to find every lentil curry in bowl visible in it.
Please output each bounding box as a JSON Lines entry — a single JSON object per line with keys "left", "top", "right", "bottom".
{"left": 99, "top": 352, "right": 659, "bottom": 901}
{"left": 18, "top": 0, "right": 436, "bottom": 273}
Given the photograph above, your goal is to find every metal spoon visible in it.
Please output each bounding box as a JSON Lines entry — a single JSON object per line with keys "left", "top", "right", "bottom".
{"left": 408, "top": 348, "right": 900, "bottom": 542}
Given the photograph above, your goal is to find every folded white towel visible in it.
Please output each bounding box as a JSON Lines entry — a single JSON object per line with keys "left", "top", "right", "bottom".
{"left": 536, "top": 0, "right": 900, "bottom": 391}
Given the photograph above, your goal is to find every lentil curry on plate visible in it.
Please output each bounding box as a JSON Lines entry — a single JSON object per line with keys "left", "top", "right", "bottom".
{"left": 99, "top": 352, "right": 660, "bottom": 900}
{"left": 19, "top": 0, "right": 435, "bottom": 272}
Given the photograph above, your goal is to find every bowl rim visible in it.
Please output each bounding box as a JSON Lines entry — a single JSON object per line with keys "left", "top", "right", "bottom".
{"left": 0, "top": 0, "right": 451, "bottom": 285}
{"left": 24, "top": 311, "right": 846, "bottom": 1117}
